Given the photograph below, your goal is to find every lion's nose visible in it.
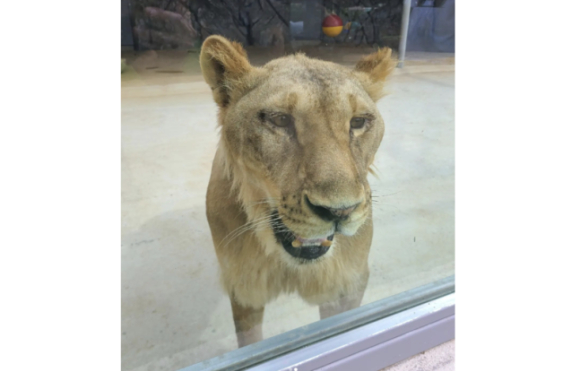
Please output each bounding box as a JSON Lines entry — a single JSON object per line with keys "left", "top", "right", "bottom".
{"left": 305, "top": 196, "right": 360, "bottom": 222}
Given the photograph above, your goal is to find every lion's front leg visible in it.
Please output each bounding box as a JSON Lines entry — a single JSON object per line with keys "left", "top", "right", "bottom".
{"left": 229, "top": 295, "right": 265, "bottom": 348}
{"left": 319, "top": 265, "right": 370, "bottom": 320}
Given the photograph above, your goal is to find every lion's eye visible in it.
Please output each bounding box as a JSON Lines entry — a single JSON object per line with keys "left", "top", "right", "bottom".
{"left": 350, "top": 117, "right": 367, "bottom": 129}
{"left": 270, "top": 114, "right": 294, "bottom": 128}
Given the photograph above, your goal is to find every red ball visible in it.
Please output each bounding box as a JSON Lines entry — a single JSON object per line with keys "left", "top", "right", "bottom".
{"left": 322, "top": 15, "right": 343, "bottom": 28}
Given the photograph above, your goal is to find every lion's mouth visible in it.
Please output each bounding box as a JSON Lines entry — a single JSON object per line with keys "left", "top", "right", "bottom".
{"left": 270, "top": 212, "right": 334, "bottom": 261}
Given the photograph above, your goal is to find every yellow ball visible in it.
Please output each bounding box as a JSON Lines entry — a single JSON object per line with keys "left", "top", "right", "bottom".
{"left": 322, "top": 26, "right": 343, "bottom": 37}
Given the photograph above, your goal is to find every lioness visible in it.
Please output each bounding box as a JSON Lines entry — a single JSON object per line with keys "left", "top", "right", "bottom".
{"left": 201, "top": 36, "right": 395, "bottom": 347}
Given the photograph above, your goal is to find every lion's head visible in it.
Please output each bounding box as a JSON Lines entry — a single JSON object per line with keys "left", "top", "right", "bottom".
{"left": 201, "top": 36, "right": 395, "bottom": 262}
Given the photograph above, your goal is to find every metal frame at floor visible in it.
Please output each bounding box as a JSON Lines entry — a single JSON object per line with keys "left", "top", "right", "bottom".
{"left": 179, "top": 276, "right": 454, "bottom": 371}
{"left": 249, "top": 293, "right": 454, "bottom": 371}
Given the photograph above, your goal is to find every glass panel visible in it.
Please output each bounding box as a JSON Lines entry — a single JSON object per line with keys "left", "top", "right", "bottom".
{"left": 121, "top": 1, "right": 454, "bottom": 370}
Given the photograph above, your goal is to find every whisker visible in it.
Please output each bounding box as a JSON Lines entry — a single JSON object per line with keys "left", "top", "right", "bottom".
{"left": 218, "top": 215, "right": 274, "bottom": 248}
{"left": 220, "top": 221, "right": 272, "bottom": 249}
{"left": 218, "top": 210, "right": 290, "bottom": 249}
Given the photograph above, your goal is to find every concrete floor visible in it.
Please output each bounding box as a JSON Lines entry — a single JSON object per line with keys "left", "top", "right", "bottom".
{"left": 121, "top": 48, "right": 454, "bottom": 371}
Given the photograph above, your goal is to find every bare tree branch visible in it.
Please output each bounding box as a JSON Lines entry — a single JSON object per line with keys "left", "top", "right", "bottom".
{"left": 263, "top": 14, "right": 275, "bottom": 25}
{"left": 264, "top": 0, "right": 288, "bottom": 26}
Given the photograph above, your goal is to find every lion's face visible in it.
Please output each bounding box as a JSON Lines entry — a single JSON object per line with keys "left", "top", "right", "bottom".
{"left": 201, "top": 37, "right": 394, "bottom": 261}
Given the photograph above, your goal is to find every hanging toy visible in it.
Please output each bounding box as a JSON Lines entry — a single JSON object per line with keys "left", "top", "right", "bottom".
{"left": 322, "top": 14, "right": 344, "bottom": 37}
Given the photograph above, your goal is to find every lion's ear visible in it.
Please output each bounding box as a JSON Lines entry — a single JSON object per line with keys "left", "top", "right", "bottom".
{"left": 353, "top": 48, "right": 396, "bottom": 101}
{"left": 200, "top": 36, "right": 252, "bottom": 107}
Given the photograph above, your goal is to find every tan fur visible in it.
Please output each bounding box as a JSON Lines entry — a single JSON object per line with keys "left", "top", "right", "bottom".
{"left": 201, "top": 36, "right": 394, "bottom": 347}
